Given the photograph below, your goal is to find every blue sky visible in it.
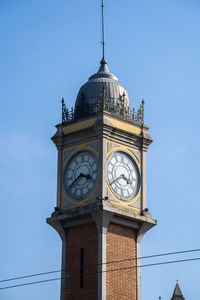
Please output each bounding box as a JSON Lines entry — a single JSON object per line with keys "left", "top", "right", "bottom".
{"left": 0, "top": 0, "right": 200, "bottom": 299}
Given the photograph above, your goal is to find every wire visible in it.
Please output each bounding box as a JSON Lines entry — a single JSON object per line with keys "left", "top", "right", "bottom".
{"left": 0, "top": 256, "right": 200, "bottom": 291}
{"left": 1, "top": 247, "right": 200, "bottom": 284}
{"left": 0, "top": 277, "right": 61, "bottom": 291}
{"left": 107, "top": 247, "right": 200, "bottom": 265}
{"left": 0, "top": 270, "right": 62, "bottom": 284}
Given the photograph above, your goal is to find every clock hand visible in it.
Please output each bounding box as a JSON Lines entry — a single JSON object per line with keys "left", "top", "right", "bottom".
{"left": 111, "top": 174, "right": 132, "bottom": 185}
{"left": 121, "top": 174, "right": 132, "bottom": 184}
{"left": 69, "top": 173, "right": 83, "bottom": 189}
{"left": 110, "top": 174, "right": 124, "bottom": 185}
{"left": 81, "top": 174, "right": 91, "bottom": 180}
{"left": 69, "top": 173, "right": 91, "bottom": 189}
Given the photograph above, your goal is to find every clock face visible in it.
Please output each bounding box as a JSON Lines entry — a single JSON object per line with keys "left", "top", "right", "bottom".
{"left": 107, "top": 151, "right": 140, "bottom": 200}
{"left": 63, "top": 151, "right": 97, "bottom": 200}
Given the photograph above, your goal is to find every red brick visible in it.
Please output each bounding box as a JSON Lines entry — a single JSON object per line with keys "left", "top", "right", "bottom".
{"left": 106, "top": 223, "right": 137, "bottom": 300}
{"left": 65, "top": 222, "right": 98, "bottom": 300}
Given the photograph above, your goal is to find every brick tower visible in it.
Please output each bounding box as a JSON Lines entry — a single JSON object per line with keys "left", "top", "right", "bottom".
{"left": 47, "top": 2, "right": 156, "bottom": 300}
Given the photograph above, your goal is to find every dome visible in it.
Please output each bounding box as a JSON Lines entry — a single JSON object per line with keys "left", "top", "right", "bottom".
{"left": 75, "top": 58, "right": 130, "bottom": 117}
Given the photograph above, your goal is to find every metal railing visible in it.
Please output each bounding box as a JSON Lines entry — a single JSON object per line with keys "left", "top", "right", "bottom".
{"left": 61, "top": 97, "right": 144, "bottom": 125}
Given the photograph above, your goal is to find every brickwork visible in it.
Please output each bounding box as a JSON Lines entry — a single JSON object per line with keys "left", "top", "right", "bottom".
{"left": 106, "top": 223, "right": 137, "bottom": 300}
{"left": 65, "top": 222, "right": 98, "bottom": 300}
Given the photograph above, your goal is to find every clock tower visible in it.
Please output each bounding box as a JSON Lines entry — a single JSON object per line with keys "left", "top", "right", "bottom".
{"left": 47, "top": 57, "right": 156, "bottom": 299}
{"left": 47, "top": 3, "right": 156, "bottom": 300}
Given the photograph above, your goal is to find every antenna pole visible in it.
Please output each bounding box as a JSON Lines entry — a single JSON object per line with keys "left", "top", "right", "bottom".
{"left": 101, "top": 0, "right": 105, "bottom": 60}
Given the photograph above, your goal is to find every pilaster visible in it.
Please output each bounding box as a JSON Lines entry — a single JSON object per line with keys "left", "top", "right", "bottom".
{"left": 46, "top": 219, "right": 67, "bottom": 300}
{"left": 136, "top": 221, "right": 156, "bottom": 300}
{"left": 92, "top": 211, "right": 113, "bottom": 300}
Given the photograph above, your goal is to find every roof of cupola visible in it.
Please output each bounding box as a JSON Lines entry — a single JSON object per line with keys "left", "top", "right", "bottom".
{"left": 75, "top": 58, "right": 130, "bottom": 115}
{"left": 89, "top": 58, "right": 118, "bottom": 80}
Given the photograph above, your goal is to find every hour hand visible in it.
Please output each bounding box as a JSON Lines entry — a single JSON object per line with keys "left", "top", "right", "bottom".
{"left": 82, "top": 174, "right": 91, "bottom": 180}
{"left": 121, "top": 175, "right": 132, "bottom": 184}
{"left": 110, "top": 174, "right": 132, "bottom": 185}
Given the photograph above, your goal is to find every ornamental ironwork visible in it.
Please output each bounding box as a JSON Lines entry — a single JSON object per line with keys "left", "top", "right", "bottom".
{"left": 61, "top": 92, "right": 144, "bottom": 125}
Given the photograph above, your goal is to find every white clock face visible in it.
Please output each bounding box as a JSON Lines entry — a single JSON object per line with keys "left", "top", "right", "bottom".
{"left": 107, "top": 151, "right": 140, "bottom": 200}
{"left": 63, "top": 151, "right": 97, "bottom": 200}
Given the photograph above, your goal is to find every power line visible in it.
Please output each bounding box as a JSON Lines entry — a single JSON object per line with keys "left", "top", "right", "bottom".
{"left": 0, "top": 277, "right": 61, "bottom": 291}
{"left": 0, "top": 256, "right": 200, "bottom": 291}
{"left": 0, "top": 270, "right": 61, "bottom": 284}
{"left": 1, "top": 248, "right": 200, "bottom": 284}
{"left": 107, "top": 247, "right": 200, "bottom": 265}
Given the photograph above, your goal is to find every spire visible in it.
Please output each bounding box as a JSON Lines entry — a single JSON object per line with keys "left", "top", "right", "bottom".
{"left": 171, "top": 282, "right": 185, "bottom": 300}
{"left": 95, "top": 0, "right": 113, "bottom": 77}
{"left": 101, "top": 0, "right": 105, "bottom": 60}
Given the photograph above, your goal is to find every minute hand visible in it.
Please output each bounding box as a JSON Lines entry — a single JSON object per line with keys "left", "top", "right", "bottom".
{"left": 110, "top": 174, "right": 124, "bottom": 185}
{"left": 69, "top": 173, "right": 83, "bottom": 189}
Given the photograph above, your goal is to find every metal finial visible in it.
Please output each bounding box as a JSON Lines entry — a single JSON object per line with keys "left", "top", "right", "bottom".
{"left": 62, "top": 97, "right": 67, "bottom": 123}
{"left": 101, "top": 0, "right": 105, "bottom": 60}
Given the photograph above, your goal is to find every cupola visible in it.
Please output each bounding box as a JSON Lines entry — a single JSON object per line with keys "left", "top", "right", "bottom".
{"left": 75, "top": 58, "right": 130, "bottom": 118}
